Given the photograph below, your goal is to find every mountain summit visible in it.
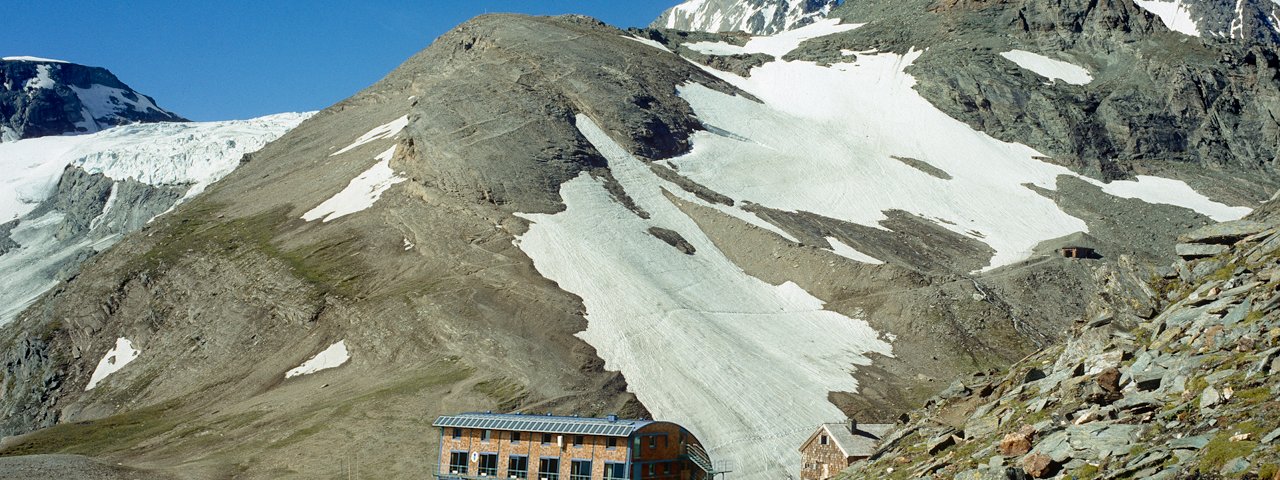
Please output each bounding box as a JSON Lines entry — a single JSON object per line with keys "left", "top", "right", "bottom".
{"left": 0, "top": 57, "right": 185, "bottom": 142}
{"left": 652, "top": 0, "right": 841, "bottom": 34}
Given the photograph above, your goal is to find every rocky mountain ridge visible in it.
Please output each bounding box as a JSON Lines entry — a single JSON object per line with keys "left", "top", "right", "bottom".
{"left": 653, "top": 0, "right": 841, "bottom": 34}
{"left": 0, "top": 1, "right": 1278, "bottom": 478}
{"left": 1, "top": 57, "right": 185, "bottom": 142}
{"left": 839, "top": 215, "right": 1280, "bottom": 479}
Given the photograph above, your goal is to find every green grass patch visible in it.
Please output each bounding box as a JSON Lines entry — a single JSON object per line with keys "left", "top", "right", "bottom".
{"left": 0, "top": 400, "right": 185, "bottom": 457}
{"left": 1198, "top": 422, "right": 1265, "bottom": 475}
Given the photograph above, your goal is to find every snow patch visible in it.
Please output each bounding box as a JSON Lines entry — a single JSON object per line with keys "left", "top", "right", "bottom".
{"left": 1000, "top": 50, "right": 1094, "bottom": 85}
{"left": 2, "top": 56, "right": 69, "bottom": 63}
{"left": 86, "top": 337, "right": 140, "bottom": 390}
{"left": 332, "top": 115, "right": 408, "bottom": 156}
{"left": 404, "top": 237, "right": 415, "bottom": 250}
{"left": 825, "top": 237, "right": 884, "bottom": 264}
{"left": 69, "top": 84, "right": 167, "bottom": 130}
{"left": 515, "top": 114, "right": 891, "bottom": 480}
{"left": 1086, "top": 176, "right": 1250, "bottom": 222}
{"left": 1134, "top": 0, "right": 1203, "bottom": 36}
{"left": 24, "top": 64, "right": 57, "bottom": 91}
{"left": 286, "top": 340, "right": 350, "bottom": 378}
{"left": 303, "top": 146, "right": 405, "bottom": 222}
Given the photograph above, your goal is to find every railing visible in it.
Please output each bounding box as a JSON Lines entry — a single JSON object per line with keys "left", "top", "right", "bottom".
{"left": 508, "top": 469, "right": 528, "bottom": 479}
{"left": 569, "top": 475, "right": 591, "bottom": 480}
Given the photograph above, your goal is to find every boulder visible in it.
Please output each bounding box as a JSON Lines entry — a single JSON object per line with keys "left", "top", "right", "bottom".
{"left": 1176, "top": 243, "right": 1229, "bottom": 259}
{"left": 998, "top": 426, "right": 1035, "bottom": 456}
{"left": 1178, "top": 220, "right": 1269, "bottom": 245}
{"left": 1021, "top": 453, "right": 1055, "bottom": 478}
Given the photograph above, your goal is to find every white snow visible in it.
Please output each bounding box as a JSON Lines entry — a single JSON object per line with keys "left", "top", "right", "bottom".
{"left": 68, "top": 84, "right": 166, "bottom": 131}
{"left": 672, "top": 45, "right": 1246, "bottom": 271}
{"left": 2, "top": 56, "right": 69, "bottom": 63}
{"left": 999, "top": 50, "right": 1094, "bottom": 85}
{"left": 1086, "top": 176, "right": 1250, "bottom": 222}
{"left": 660, "top": 0, "right": 838, "bottom": 35}
{"left": 685, "top": 18, "right": 862, "bottom": 58}
{"left": 1134, "top": 0, "right": 1203, "bottom": 37}
{"left": 285, "top": 340, "right": 350, "bottom": 378}
{"left": 404, "top": 238, "right": 415, "bottom": 250}
{"left": 825, "top": 237, "right": 884, "bottom": 264}
{"left": 0, "top": 112, "right": 311, "bottom": 223}
{"left": 24, "top": 64, "right": 56, "bottom": 90}
{"left": 302, "top": 146, "right": 405, "bottom": 222}
{"left": 332, "top": 115, "right": 408, "bottom": 156}
{"left": 86, "top": 337, "right": 140, "bottom": 390}
{"left": 515, "top": 114, "right": 892, "bottom": 480}
{"left": 0, "top": 126, "right": 17, "bottom": 143}
{"left": 623, "top": 35, "right": 673, "bottom": 53}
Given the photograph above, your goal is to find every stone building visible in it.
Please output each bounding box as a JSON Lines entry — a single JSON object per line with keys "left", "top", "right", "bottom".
{"left": 798, "top": 420, "right": 894, "bottom": 480}
{"left": 432, "top": 412, "right": 716, "bottom": 480}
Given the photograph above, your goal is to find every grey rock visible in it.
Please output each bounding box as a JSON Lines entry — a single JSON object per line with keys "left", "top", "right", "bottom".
{"left": 1176, "top": 243, "right": 1230, "bottom": 259}
{"left": 1262, "top": 427, "right": 1280, "bottom": 444}
{"left": 1169, "top": 434, "right": 1213, "bottom": 450}
{"left": 1178, "top": 220, "right": 1269, "bottom": 245}
{"left": 1200, "top": 386, "right": 1221, "bottom": 412}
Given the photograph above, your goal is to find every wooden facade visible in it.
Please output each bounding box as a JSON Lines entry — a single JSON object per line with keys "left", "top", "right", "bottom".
{"left": 434, "top": 412, "right": 715, "bottom": 480}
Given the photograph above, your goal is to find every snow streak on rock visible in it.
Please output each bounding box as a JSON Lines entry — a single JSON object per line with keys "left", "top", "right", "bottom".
{"left": 285, "top": 340, "right": 351, "bottom": 378}
{"left": 86, "top": 337, "right": 141, "bottom": 390}
{"left": 1134, "top": 0, "right": 1203, "bottom": 36}
{"left": 302, "top": 146, "right": 405, "bottom": 223}
{"left": 515, "top": 114, "right": 892, "bottom": 480}
{"left": 332, "top": 115, "right": 408, "bottom": 156}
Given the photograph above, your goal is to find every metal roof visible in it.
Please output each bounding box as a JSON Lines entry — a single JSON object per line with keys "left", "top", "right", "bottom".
{"left": 432, "top": 412, "right": 653, "bottom": 437}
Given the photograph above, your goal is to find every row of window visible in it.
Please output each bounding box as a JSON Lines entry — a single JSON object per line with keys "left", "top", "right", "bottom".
{"left": 447, "top": 453, "right": 628, "bottom": 480}
{"left": 451, "top": 429, "right": 622, "bottom": 449}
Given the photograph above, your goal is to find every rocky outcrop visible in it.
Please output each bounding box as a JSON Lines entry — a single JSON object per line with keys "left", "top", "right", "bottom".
{"left": 653, "top": 0, "right": 840, "bottom": 34}
{"left": 1, "top": 58, "right": 185, "bottom": 141}
{"left": 839, "top": 214, "right": 1280, "bottom": 479}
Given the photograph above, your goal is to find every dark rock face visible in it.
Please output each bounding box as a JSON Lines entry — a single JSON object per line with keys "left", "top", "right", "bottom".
{"left": 0, "top": 59, "right": 185, "bottom": 141}
{"left": 1171, "top": 0, "right": 1280, "bottom": 45}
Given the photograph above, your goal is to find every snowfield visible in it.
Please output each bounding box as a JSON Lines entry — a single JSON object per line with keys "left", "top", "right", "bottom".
{"left": 286, "top": 340, "right": 351, "bottom": 378}
{"left": 86, "top": 337, "right": 140, "bottom": 390}
{"left": 516, "top": 115, "right": 892, "bottom": 479}
{"left": 999, "top": 50, "right": 1094, "bottom": 85}
{"left": 685, "top": 18, "right": 861, "bottom": 58}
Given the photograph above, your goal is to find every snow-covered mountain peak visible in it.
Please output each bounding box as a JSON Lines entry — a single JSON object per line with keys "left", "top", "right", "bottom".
{"left": 1134, "top": 0, "right": 1280, "bottom": 43}
{"left": 653, "top": 0, "right": 841, "bottom": 35}
{"left": 1, "top": 58, "right": 185, "bottom": 142}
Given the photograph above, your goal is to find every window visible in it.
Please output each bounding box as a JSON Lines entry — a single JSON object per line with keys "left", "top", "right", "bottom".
{"left": 482, "top": 430, "right": 493, "bottom": 442}
{"left": 538, "top": 458, "right": 560, "bottom": 480}
{"left": 479, "top": 453, "right": 499, "bottom": 477}
{"left": 573, "top": 435, "right": 585, "bottom": 447}
{"left": 509, "top": 456, "right": 529, "bottom": 479}
{"left": 453, "top": 428, "right": 463, "bottom": 440}
{"left": 570, "top": 460, "right": 592, "bottom": 480}
{"left": 663, "top": 463, "right": 671, "bottom": 475}
{"left": 606, "top": 437, "right": 618, "bottom": 449}
{"left": 648, "top": 437, "right": 656, "bottom": 449}
{"left": 820, "top": 434, "right": 828, "bottom": 445}
{"left": 449, "top": 451, "right": 469, "bottom": 475}
{"left": 542, "top": 433, "right": 553, "bottom": 445}
{"left": 647, "top": 464, "right": 655, "bottom": 476}
{"left": 605, "top": 463, "right": 627, "bottom": 480}
{"left": 512, "top": 432, "right": 522, "bottom": 444}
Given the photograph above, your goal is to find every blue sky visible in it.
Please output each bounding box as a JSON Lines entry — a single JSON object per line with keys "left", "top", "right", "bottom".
{"left": 6, "top": 1, "right": 677, "bottom": 121}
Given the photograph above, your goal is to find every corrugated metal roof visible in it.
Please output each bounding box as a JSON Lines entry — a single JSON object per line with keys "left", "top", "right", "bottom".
{"left": 432, "top": 412, "right": 653, "bottom": 437}
{"left": 823, "top": 423, "right": 895, "bottom": 458}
